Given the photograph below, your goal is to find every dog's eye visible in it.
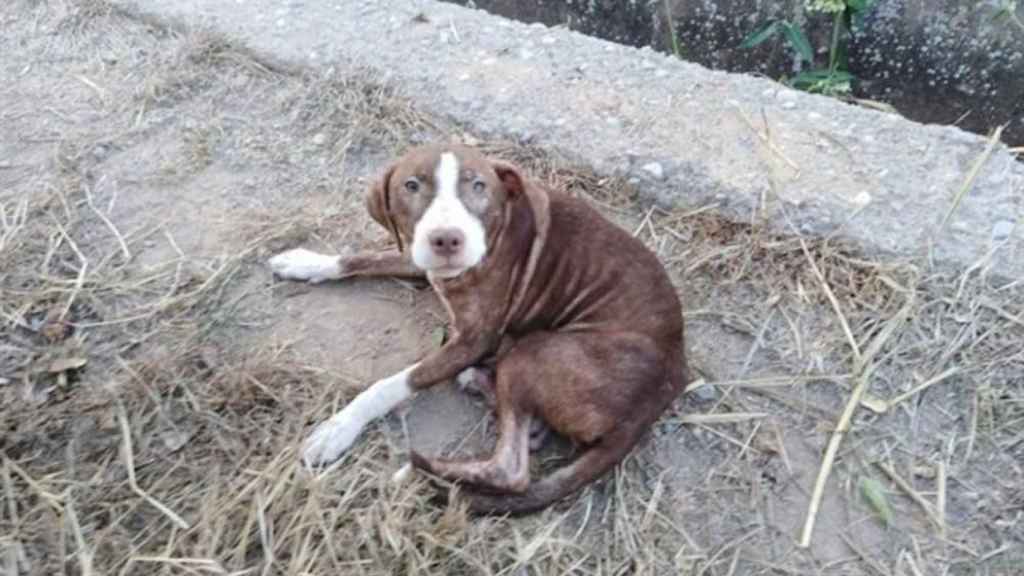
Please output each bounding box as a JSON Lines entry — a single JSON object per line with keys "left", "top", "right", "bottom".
{"left": 404, "top": 178, "right": 420, "bottom": 193}
{"left": 472, "top": 180, "right": 486, "bottom": 194}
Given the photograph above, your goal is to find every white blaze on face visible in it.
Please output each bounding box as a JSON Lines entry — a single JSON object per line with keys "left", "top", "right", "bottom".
{"left": 411, "top": 152, "right": 487, "bottom": 278}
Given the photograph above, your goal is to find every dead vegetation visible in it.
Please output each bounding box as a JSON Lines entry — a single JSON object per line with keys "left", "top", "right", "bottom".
{"left": 1, "top": 1, "right": 1022, "bottom": 575}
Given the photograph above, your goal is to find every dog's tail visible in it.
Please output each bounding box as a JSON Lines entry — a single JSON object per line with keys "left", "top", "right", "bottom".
{"left": 458, "top": 425, "right": 646, "bottom": 516}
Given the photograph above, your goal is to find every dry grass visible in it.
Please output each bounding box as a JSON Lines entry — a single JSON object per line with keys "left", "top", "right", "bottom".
{"left": 2, "top": 1, "right": 1023, "bottom": 575}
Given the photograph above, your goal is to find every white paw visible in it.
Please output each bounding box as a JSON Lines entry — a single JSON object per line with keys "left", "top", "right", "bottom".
{"left": 302, "top": 414, "right": 363, "bottom": 468}
{"left": 268, "top": 248, "right": 341, "bottom": 284}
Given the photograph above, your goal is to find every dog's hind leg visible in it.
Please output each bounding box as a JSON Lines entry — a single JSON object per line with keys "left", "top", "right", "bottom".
{"left": 425, "top": 330, "right": 683, "bottom": 514}
{"left": 456, "top": 365, "right": 553, "bottom": 452}
{"left": 411, "top": 405, "right": 534, "bottom": 493}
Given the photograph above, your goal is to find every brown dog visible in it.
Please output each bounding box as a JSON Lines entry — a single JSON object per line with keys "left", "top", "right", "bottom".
{"left": 269, "top": 144, "right": 687, "bottom": 515}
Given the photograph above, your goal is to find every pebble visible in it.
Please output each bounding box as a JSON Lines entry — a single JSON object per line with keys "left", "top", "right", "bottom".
{"left": 992, "top": 220, "right": 1014, "bottom": 241}
{"left": 312, "top": 133, "right": 327, "bottom": 146}
{"left": 642, "top": 161, "right": 665, "bottom": 180}
{"left": 853, "top": 191, "right": 872, "bottom": 205}
{"left": 781, "top": 100, "right": 797, "bottom": 110}
{"left": 689, "top": 382, "right": 718, "bottom": 402}
{"left": 391, "top": 463, "right": 414, "bottom": 484}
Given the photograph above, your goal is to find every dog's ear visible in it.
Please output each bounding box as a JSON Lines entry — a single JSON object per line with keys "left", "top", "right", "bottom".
{"left": 366, "top": 163, "right": 404, "bottom": 252}
{"left": 491, "top": 160, "right": 524, "bottom": 199}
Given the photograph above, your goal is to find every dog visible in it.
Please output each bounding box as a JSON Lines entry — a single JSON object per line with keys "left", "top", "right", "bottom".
{"left": 269, "top": 144, "right": 687, "bottom": 515}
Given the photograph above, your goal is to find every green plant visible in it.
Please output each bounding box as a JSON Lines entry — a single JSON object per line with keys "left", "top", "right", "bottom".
{"left": 989, "top": 0, "right": 1024, "bottom": 35}
{"left": 664, "top": 0, "right": 684, "bottom": 58}
{"left": 740, "top": 0, "right": 877, "bottom": 96}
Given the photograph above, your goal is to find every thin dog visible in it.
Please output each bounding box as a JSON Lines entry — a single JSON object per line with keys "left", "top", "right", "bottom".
{"left": 269, "top": 144, "right": 687, "bottom": 515}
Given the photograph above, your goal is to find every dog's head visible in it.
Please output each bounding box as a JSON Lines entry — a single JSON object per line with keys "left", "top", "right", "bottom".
{"left": 366, "top": 145, "right": 525, "bottom": 279}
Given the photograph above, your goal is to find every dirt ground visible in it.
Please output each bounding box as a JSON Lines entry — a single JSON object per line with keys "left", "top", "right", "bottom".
{"left": 1, "top": 2, "right": 1022, "bottom": 575}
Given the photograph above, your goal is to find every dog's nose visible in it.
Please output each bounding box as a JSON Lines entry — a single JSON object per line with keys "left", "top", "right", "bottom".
{"left": 428, "top": 228, "right": 465, "bottom": 257}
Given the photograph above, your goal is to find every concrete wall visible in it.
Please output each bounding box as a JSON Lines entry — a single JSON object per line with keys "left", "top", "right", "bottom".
{"left": 456, "top": 0, "right": 1024, "bottom": 146}
{"left": 118, "top": 0, "right": 1023, "bottom": 279}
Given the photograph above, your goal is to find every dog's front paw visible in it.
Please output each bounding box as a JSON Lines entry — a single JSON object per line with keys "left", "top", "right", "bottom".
{"left": 302, "top": 414, "right": 363, "bottom": 468}
{"left": 269, "top": 248, "right": 341, "bottom": 284}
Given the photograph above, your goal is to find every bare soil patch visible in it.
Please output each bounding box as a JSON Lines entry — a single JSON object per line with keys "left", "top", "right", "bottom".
{"left": 1, "top": 2, "right": 1021, "bottom": 574}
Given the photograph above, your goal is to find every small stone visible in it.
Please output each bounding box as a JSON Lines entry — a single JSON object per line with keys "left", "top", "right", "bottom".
{"left": 642, "top": 162, "right": 665, "bottom": 180}
{"left": 912, "top": 464, "right": 937, "bottom": 479}
{"left": 391, "top": 463, "right": 414, "bottom": 484}
{"left": 992, "top": 220, "right": 1014, "bottom": 241}
{"left": 541, "top": 36, "right": 556, "bottom": 45}
{"left": 312, "top": 133, "right": 327, "bottom": 146}
{"left": 781, "top": 100, "right": 797, "bottom": 110}
{"left": 853, "top": 191, "right": 872, "bottom": 205}
{"left": 688, "top": 380, "right": 717, "bottom": 401}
